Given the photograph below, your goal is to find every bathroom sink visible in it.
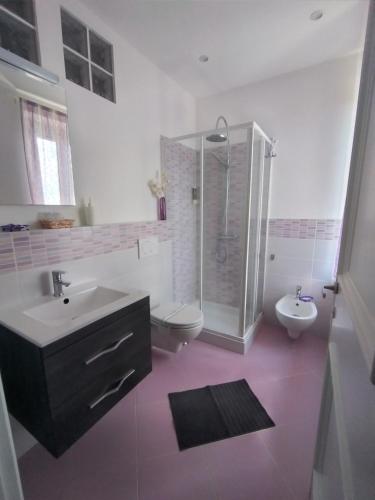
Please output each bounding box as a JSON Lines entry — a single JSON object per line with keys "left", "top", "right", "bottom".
{"left": 23, "top": 286, "right": 128, "bottom": 327}
{"left": 0, "top": 280, "right": 148, "bottom": 347}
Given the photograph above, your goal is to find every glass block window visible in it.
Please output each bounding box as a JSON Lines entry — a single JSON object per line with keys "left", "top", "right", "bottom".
{"left": 0, "top": 0, "right": 39, "bottom": 64}
{"left": 61, "top": 9, "right": 115, "bottom": 103}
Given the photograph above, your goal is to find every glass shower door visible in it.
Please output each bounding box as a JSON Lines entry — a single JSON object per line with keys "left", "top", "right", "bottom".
{"left": 244, "top": 129, "right": 266, "bottom": 334}
{"left": 162, "top": 136, "right": 201, "bottom": 308}
{"left": 164, "top": 122, "right": 272, "bottom": 342}
{"left": 201, "top": 128, "right": 249, "bottom": 337}
{"left": 255, "top": 152, "right": 271, "bottom": 319}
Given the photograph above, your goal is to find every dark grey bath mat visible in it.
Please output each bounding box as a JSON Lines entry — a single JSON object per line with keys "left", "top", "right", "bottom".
{"left": 168, "top": 379, "right": 275, "bottom": 450}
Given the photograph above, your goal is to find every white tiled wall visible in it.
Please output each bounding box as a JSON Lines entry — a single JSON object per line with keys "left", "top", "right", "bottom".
{"left": 264, "top": 234, "right": 340, "bottom": 338}
{"left": 0, "top": 242, "right": 173, "bottom": 310}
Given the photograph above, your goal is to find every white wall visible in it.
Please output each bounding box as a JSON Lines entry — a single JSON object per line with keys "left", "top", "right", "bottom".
{"left": 197, "top": 54, "right": 361, "bottom": 220}
{"left": 0, "top": 0, "right": 196, "bottom": 226}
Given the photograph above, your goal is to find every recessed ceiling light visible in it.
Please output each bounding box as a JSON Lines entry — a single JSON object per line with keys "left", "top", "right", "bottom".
{"left": 310, "top": 10, "right": 323, "bottom": 21}
{"left": 199, "top": 55, "right": 209, "bottom": 63}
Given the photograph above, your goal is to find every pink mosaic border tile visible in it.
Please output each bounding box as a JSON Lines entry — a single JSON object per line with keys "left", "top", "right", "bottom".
{"left": 0, "top": 215, "right": 341, "bottom": 278}
{"left": 268, "top": 219, "right": 341, "bottom": 240}
{"left": 0, "top": 221, "right": 172, "bottom": 275}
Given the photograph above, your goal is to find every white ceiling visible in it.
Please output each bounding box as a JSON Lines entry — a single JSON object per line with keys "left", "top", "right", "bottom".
{"left": 82, "top": 0, "right": 369, "bottom": 98}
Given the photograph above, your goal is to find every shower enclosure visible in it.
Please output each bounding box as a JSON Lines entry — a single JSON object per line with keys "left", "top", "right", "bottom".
{"left": 163, "top": 121, "right": 273, "bottom": 352}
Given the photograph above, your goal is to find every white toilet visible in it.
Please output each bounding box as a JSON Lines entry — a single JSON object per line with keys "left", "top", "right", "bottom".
{"left": 150, "top": 302, "right": 204, "bottom": 352}
{"left": 275, "top": 294, "right": 317, "bottom": 339}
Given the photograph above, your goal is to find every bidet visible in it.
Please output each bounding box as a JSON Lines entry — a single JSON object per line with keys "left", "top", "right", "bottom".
{"left": 275, "top": 294, "right": 317, "bottom": 339}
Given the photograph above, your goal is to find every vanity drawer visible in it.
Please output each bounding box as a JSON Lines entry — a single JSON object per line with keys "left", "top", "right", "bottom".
{"left": 51, "top": 346, "right": 151, "bottom": 456}
{"left": 44, "top": 305, "right": 150, "bottom": 409}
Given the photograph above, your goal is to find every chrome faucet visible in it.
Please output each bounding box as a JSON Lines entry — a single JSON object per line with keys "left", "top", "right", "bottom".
{"left": 52, "top": 270, "right": 71, "bottom": 297}
{"left": 296, "top": 285, "right": 302, "bottom": 300}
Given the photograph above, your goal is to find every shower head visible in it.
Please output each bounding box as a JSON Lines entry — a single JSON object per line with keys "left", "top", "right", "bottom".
{"left": 206, "top": 133, "right": 227, "bottom": 143}
{"left": 206, "top": 115, "right": 230, "bottom": 143}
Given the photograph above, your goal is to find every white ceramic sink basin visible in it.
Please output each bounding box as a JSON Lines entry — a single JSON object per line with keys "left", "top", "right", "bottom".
{"left": 0, "top": 279, "right": 149, "bottom": 347}
{"left": 24, "top": 286, "right": 128, "bottom": 327}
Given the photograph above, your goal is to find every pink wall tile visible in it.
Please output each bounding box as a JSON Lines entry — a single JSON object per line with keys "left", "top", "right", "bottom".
{"left": 163, "top": 139, "right": 199, "bottom": 304}
{"left": 269, "top": 218, "right": 341, "bottom": 240}
{"left": 0, "top": 220, "right": 171, "bottom": 275}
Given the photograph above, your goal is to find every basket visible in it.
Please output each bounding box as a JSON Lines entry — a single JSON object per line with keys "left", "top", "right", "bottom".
{"left": 39, "top": 219, "right": 75, "bottom": 229}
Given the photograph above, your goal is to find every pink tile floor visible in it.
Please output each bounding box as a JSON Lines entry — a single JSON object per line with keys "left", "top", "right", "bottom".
{"left": 18, "top": 323, "right": 327, "bottom": 500}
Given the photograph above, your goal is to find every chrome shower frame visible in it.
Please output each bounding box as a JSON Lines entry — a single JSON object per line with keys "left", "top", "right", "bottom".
{"left": 166, "top": 121, "right": 273, "bottom": 343}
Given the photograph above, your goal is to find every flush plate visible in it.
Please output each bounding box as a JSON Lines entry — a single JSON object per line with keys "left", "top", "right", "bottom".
{"left": 138, "top": 237, "right": 159, "bottom": 258}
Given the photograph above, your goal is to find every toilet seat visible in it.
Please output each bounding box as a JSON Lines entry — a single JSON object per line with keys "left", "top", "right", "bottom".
{"left": 151, "top": 302, "right": 203, "bottom": 329}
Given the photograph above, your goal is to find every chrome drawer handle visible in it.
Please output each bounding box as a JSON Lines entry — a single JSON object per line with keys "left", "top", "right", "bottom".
{"left": 85, "top": 332, "right": 134, "bottom": 365}
{"left": 89, "top": 369, "right": 135, "bottom": 410}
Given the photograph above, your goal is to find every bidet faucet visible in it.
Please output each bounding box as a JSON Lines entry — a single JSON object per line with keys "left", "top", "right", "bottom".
{"left": 52, "top": 270, "right": 71, "bottom": 297}
{"left": 295, "top": 285, "right": 302, "bottom": 300}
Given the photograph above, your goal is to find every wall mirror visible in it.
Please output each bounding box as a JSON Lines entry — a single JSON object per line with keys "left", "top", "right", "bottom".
{"left": 0, "top": 60, "right": 76, "bottom": 205}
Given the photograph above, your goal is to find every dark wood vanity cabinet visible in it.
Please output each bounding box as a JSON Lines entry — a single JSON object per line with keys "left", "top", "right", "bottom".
{"left": 0, "top": 297, "right": 151, "bottom": 457}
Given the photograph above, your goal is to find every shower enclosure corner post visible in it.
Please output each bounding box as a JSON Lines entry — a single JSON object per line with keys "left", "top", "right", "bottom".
{"left": 199, "top": 135, "right": 205, "bottom": 311}
{"left": 239, "top": 125, "right": 255, "bottom": 337}
{"left": 253, "top": 137, "right": 267, "bottom": 319}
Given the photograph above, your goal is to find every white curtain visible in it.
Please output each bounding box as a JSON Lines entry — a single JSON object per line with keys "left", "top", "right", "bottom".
{"left": 20, "top": 99, "right": 75, "bottom": 205}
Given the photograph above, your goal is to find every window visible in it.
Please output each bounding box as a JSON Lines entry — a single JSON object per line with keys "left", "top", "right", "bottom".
{"left": 20, "top": 99, "right": 76, "bottom": 205}
{"left": 61, "top": 9, "right": 115, "bottom": 103}
{"left": 36, "top": 138, "right": 61, "bottom": 205}
{"left": 0, "top": 0, "right": 39, "bottom": 64}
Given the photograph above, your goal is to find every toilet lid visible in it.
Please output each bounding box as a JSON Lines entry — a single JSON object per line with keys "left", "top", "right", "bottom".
{"left": 151, "top": 302, "right": 203, "bottom": 328}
